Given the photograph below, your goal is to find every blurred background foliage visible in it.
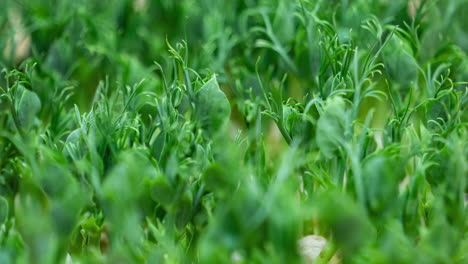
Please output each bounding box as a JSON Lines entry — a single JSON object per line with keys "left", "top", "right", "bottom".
{"left": 0, "top": 0, "right": 467, "bottom": 263}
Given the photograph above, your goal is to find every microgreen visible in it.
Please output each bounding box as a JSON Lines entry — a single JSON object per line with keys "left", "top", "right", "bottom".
{"left": 0, "top": 0, "right": 467, "bottom": 263}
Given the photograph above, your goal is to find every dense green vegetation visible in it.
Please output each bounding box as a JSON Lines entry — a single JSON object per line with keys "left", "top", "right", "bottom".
{"left": 0, "top": 0, "right": 467, "bottom": 263}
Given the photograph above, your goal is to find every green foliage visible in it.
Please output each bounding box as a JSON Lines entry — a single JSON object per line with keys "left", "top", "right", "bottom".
{"left": 316, "top": 96, "right": 347, "bottom": 159}
{"left": 0, "top": 0, "right": 467, "bottom": 263}
{"left": 195, "top": 75, "right": 231, "bottom": 136}
{"left": 0, "top": 197, "right": 8, "bottom": 223}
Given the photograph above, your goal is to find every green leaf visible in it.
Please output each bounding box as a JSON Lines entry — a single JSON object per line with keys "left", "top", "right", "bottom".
{"left": 15, "top": 85, "right": 41, "bottom": 130}
{"left": 362, "top": 155, "right": 404, "bottom": 215}
{"left": 174, "top": 191, "right": 193, "bottom": 229}
{"left": 316, "top": 96, "right": 346, "bottom": 158}
{"left": 195, "top": 75, "right": 231, "bottom": 136}
{"left": 315, "top": 191, "right": 375, "bottom": 258}
{"left": 0, "top": 197, "right": 8, "bottom": 223}
{"left": 382, "top": 34, "right": 418, "bottom": 88}
{"left": 283, "top": 105, "right": 312, "bottom": 141}
{"left": 148, "top": 172, "right": 174, "bottom": 207}
{"left": 203, "top": 162, "right": 237, "bottom": 191}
